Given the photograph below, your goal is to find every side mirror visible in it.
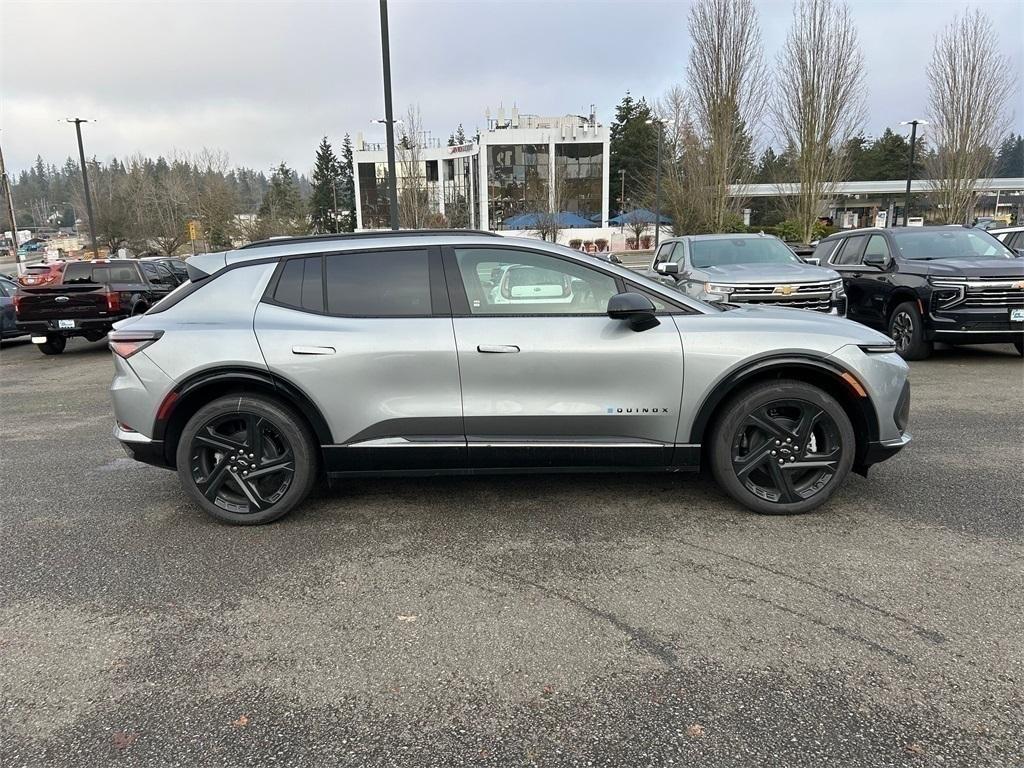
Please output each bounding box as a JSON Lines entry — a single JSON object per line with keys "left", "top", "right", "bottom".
{"left": 862, "top": 252, "right": 890, "bottom": 269}
{"left": 802, "top": 256, "right": 821, "bottom": 266}
{"left": 607, "top": 292, "right": 659, "bottom": 331}
{"left": 1015, "top": 248, "right": 1024, "bottom": 259}
{"left": 656, "top": 261, "right": 680, "bottom": 276}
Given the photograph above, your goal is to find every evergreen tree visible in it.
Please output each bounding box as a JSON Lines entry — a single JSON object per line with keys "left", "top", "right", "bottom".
{"left": 309, "top": 137, "right": 341, "bottom": 233}
{"left": 609, "top": 91, "right": 658, "bottom": 213}
{"left": 339, "top": 134, "right": 356, "bottom": 231}
{"left": 995, "top": 133, "right": 1024, "bottom": 178}
{"left": 256, "top": 162, "right": 305, "bottom": 236}
{"left": 454, "top": 124, "right": 467, "bottom": 144}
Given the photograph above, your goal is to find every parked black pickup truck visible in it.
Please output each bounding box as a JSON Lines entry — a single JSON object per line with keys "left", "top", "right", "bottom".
{"left": 15, "top": 259, "right": 177, "bottom": 355}
{"left": 812, "top": 226, "right": 1024, "bottom": 359}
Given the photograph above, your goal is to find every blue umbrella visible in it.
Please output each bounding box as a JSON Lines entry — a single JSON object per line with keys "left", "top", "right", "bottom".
{"left": 503, "top": 211, "right": 598, "bottom": 229}
{"left": 609, "top": 208, "right": 672, "bottom": 226}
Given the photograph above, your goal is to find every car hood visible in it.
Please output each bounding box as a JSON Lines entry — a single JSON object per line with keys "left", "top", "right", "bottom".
{"left": 701, "top": 262, "right": 841, "bottom": 283}
{"left": 900, "top": 258, "right": 1024, "bottom": 278}
{"left": 721, "top": 304, "right": 893, "bottom": 344}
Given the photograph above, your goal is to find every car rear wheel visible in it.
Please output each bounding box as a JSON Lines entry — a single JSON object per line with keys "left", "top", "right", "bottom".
{"left": 36, "top": 334, "right": 66, "bottom": 355}
{"left": 709, "top": 380, "right": 855, "bottom": 515}
{"left": 175, "top": 394, "right": 318, "bottom": 525}
{"left": 888, "top": 301, "right": 932, "bottom": 360}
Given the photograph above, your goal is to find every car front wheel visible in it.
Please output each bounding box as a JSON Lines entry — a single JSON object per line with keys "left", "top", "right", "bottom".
{"left": 709, "top": 380, "right": 856, "bottom": 515}
{"left": 888, "top": 301, "right": 932, "bottom": 360}
{"left": 175, "top": 394, "right": 318, "bottom": 525}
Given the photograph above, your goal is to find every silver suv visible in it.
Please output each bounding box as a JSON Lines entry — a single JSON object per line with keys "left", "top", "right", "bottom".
{"left": 642, "top": 233, "right": 847, "bottom": 314}
{"left": 109, "top": 230, "right": 911, "bottom": 525}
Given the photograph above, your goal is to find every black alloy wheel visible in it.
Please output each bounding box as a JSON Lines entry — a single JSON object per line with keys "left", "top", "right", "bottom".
{"left": 710, "top": 380, "right": 855, "bottom": 515}
{"left": 730, "top": 400, "right": 842, "bottom": 505}
{"left": 190, "top": 412, "right": 296, "bottom": 514}
{"left": 176, "top": 395, "right": 317, "bottom": 524}
{"left": 887, "top": 301, "right": 932, "bottom": 360}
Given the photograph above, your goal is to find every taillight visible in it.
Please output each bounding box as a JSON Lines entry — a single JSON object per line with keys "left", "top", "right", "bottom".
{"left": 108, "top": 329, "right": 163, "bottom": 359}
{"left": 106, "top": 291, "right": 121, "bottom": 312}
{"left": 13, "top": 293, "right": 22, "bottom": 315}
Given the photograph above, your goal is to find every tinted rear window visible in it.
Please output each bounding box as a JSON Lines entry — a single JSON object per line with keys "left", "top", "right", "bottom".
{"left": 62, "top": 262, "right": 140, "bottom": 284}
{"left": 273, "top": 256, "right": 324, "bottom": 313}
{"left": 325, "top": 250, "right": 430, "bottom": 316}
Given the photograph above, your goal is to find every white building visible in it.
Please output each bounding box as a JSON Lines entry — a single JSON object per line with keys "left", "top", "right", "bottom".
{"left": 353, "top": 106, "right": 611, "bottom": 237}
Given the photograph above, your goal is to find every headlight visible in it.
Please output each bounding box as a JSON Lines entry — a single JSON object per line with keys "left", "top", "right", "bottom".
{"left": 829, "top": 279, "right": 845, "bottom": 296}
{"left": 858, "top": 342, "right": 897, "bottom": 354}
{"left": 928, "top": 277, "right": 965, "bottom": 309}
{"left": 704, "top": 282, "right": 735, "bottom": 295}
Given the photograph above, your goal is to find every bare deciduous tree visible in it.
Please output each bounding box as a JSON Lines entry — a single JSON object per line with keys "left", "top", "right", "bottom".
{"left": 686, "top": 0, "right": 765, "bottom": 231}
{"left": 397, "top": 105, "right": 434, "bottom": 229}
{"left": 771, "top": 0, "right": 865, "bottom": 243}
{"left": 924, "top": 8, "right": 1011, "bottom": 225}
{"left": 657, "top": 86, "right": 715, "bottom": 235}
{"left": 533, "top": 161, "right": 568, "bottom": 243}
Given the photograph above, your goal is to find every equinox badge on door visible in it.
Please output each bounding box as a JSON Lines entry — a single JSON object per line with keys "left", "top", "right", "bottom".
{"left": 606, "top": 407, "right": 670, "bottom": 414}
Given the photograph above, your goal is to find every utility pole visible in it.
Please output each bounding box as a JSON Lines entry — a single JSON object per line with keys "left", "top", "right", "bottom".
{"left": 0, "top": 140, "right": 20, "bottom": 271}
{"left": 67, "top": 118, "right": 99, "bottom": 257}
{"left": 379, "top": 0, "right": 399, "bottom": 230}
{"left": 647, "top": 119, "right": 665, "bottom": 247}
{"left": 900, "top": 119, "right": 927, "bottom": 227}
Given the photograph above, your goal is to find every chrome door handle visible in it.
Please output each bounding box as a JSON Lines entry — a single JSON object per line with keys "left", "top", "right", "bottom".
{"left": 477, "top": 344, "right": 520, "bottom": 353}
{"left": 291, "top": 345, "right": 335, "bottom": 355}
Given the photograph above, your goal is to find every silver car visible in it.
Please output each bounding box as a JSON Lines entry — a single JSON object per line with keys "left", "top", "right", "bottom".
{"left": 109, "top": 230, "right": 911, "bottom": 525}
{"left": 642, "top": 233, "right": 847, "bottom": 314}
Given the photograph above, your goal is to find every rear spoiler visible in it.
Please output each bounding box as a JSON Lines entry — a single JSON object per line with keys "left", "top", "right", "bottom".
{"left": 183, "top": 251, "right": 227, "bottom": 282}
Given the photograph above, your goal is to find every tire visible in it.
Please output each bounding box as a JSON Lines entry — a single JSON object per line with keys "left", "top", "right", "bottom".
{"left": 888, "top": 301, "right": 932, "bottom": 360}
{"left": 36, "top": 335, "right": 66, "bottom": 355}
{"left": 709, "top": 379, "right": 856, "bottom": 516}
{"left": 175, "top": 394, "right": 318, "bottom": 525}
{"left": 82, "top": 330, "right": 107, "bottom": 343}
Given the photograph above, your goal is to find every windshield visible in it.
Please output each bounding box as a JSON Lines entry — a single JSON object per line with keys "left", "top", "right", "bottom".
{"left": 894, "top": 229, "right": 1014, "bottom": 260}
{"left": 690, "top": 237, "right": 801, "bottom": 269}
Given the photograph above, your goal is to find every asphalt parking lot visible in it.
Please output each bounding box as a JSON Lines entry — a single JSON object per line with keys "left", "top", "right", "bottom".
{"left": 1, "top": 337, "right": 1021, "bottom": 767}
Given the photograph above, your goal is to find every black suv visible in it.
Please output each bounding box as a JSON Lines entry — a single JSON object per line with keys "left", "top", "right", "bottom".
{"left": 813, "top": 226, "right": 1024, "bottom": 359}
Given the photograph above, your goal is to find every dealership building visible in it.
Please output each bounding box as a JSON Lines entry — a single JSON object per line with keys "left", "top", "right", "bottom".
{"left": 353, "top": 106, "right": 611, "bottom": 234}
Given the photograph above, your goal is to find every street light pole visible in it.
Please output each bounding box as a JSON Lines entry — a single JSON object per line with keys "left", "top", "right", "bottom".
{"left": 67, "top": 118, "right": 99, "bottom": 257}
{"left": 379, "top": 0, "right": 399, "bottom": 230}
{"left": 900, "top": 119, "right": 927, "bottom": 227}
{"left": 646, "top": 119, "right": 665, "bottom": 247}
{"left": 0, "top": 140, "right": 20, "bottom": 270}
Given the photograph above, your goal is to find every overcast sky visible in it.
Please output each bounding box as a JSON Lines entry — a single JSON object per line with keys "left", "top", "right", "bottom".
{"left": 2, "top": 0, "right": 1021, "bottom": 176}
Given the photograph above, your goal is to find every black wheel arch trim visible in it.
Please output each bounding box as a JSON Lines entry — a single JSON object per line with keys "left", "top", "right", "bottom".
{"left": 152, "top": 366, "right": 333, "bottom": 461}
{"left": 687, "top": 353, "right": 881, "bottom": 450}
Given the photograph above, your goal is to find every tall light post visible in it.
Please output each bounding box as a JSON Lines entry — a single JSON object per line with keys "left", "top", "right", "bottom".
{"left": 66, "top": 118, "right": 99, "bottom": 257}
{"left": 900, "top": 119, "right": 927, "bottom": 226}
{"left": 0, "top": 138, "right": 20, "bottom": 270}
{"left": 379, "top": 0, "right": 399, "bottom": 230}
{"left": 646, "top": 118, "right": 669, "bottom": 247}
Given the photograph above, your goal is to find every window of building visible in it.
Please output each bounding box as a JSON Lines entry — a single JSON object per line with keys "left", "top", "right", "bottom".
{"left": 454, "top": 247, "right": 616, "bottom": 315}
{"left": 325, "top": 250, "right": 431, "bottom": 316}
{"left": 554, "top": 143, "right": 603, "bottom": 221}
{"left": 487, "top": 144, "right": 550, "bottom": 229}
{"left": 358, "top": 162, "right": 391, "bottom": 230}
{"left": 425, "top": 160, "right": 439, "bottom": 182}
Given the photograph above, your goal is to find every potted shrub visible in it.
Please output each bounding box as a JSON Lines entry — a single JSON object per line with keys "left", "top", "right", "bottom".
{"left": 595, "top": 238, "right": 609, "bottom": 252}
{"left": 568, "top": 238, "right": 583, "bottom": 250}
{"left": 626, "top": 237, "right": 637, "bottom": 249}
{"left": 640, "top": 235, "right": 653, "bottom": 249}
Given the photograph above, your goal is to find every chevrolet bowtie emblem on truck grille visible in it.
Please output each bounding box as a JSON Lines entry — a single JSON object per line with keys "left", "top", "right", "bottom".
{"left": 774, "top": 285, "right": 795, "bottom": 295}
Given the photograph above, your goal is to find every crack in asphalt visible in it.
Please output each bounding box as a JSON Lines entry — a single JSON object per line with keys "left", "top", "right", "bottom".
{"left": 673, "top": 537, "right": 950, "bottom": 645}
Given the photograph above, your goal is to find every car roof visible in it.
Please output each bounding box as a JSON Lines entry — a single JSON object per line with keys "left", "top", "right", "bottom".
{"left": 821, "top": 225, "right": 971, "bottom": 241}
{"left": 189, "top": 230, "right": 713, "bottom": 313}
{"left": 989, "top": 226, "right": 1023, "bottom": 234}
{"left": 666, "top": 233, "right": 779, "bottom": 242}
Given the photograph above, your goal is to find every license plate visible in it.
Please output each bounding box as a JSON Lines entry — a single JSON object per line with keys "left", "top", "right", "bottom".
{"left": 57, "top": 319, "right": 75, "bottom": 329}
{"left": 1011, "top": 309, "right": 1024, "bottom": 322}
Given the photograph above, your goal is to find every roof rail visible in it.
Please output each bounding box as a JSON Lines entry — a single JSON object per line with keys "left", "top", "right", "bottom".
{"left": 238, "top": 229, "right": 501, "bottom": 250}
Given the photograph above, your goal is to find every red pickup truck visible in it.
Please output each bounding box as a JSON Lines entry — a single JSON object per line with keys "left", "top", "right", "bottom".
{"left": 15, "top": 260, "right": 177, "bottom": 355}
